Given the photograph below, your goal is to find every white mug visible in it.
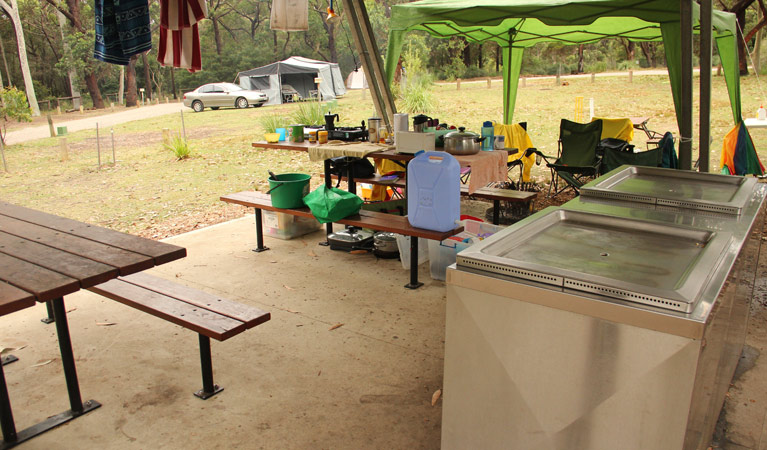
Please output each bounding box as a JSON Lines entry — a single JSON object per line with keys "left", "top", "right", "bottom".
{"left": 494, "top": 135, "right": 505, "bottom": 149}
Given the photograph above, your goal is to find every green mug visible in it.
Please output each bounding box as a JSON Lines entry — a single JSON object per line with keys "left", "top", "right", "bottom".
{"left": 289, "top": 124, "right": 305, "bottom": 143}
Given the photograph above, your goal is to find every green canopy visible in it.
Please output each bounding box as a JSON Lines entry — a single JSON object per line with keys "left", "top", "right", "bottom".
{"left": 385, "top": 0, "right": 741, "bottom": 128}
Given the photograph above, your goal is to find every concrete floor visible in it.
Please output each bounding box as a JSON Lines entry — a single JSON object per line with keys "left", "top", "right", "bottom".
{"left": 2, "top": 213, "right": 766, "bottom": 449}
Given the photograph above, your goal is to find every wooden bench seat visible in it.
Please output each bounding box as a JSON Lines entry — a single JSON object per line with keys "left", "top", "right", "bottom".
{"left": 88, "top": 272, "right": 270, "bottom": 399}
{"left": 322, "top": 175, "right": 538, "bottom": 225}
{"left": 221, "top": 191, "right": 463, "bottom": 289}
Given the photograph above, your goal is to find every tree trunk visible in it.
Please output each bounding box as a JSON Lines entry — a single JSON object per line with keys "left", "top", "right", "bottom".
{"left": 478, "top": 43, "right": 483, "bottom": 69}
{"left": 212, "top": 17, "right": 223, "bottom": 55}
{"left": 737, "top": 8, "right": 749, "bottom": 75}
{"left": 141, "top": 53, "right": 152, "bottom": 100}
{"left": 462, "top": 40, "right": 471, "bottom": 67}
{"left": 125, "top": 56, "right": 138, "bottom": 107}
{"left": 1, "top": 0, "right": 40, "bottom": 116}
{"left": 639, "top": 42, "right": 655, "bottom": 67}
{"left": 170, "top": 67, "right": 177, "bottom": 99}
{"left": 118, "top": 66, "right": 124, "bottom": 104}
{"left": 577, "top": 44, "right": 584, "bottom": 73}
{"left": 57, "top": 9, "right": 80, "bottom": 109}
{"left": 85, "top": 72, "right": 104, "bottom": 108}
{"left": 0, "top": 36, "right": 10, "bottom": 87}
{"left": 328, "top": 23, "right": 337, "bottom": 62}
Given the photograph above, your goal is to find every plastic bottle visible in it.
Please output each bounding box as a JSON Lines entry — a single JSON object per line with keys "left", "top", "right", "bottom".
{"left": 758, "top": 105, "right": 766, "bottom": 120}
{"left": 481, "top": 121, "right": 495, "bottom": 150}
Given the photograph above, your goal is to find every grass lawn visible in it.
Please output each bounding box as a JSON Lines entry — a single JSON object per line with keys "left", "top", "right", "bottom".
{"left": 0, "top": 71, "right": 761, "bottom": 238}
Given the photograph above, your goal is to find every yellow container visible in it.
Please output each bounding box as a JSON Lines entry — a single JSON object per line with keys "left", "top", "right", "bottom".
{"left": 264, "top": 133, "right": 280, "bottom": 143}
{"left": 318, "top": 130, "right": 328, "bottom": 144}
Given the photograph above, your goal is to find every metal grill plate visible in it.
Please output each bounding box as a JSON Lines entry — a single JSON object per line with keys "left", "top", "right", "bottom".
{"left": 456, "top": 208, "right": 732, "bottom": 313}
{"left": 580, "top": 166, "right": 756, "bottom": 215}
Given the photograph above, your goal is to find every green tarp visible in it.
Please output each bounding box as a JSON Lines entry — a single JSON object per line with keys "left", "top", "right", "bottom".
{"left": 385, "top": 0, "right": 741, "bottom": 127}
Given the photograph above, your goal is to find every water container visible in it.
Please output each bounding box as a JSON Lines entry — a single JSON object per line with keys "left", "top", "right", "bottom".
{"left": 407, "top": 151, "right": 460, "bottom": 232}
{"left": 481, "top": 121, "right": 495, "bottom": 150}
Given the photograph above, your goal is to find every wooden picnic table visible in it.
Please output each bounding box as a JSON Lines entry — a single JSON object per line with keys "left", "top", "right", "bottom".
{"left": 0, "top": 201, "right": 185, "bottom": 447}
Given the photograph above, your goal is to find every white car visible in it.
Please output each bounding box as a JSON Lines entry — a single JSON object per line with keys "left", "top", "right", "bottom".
{"left": 183, "top": 82, "right": 268, "bottom": 112}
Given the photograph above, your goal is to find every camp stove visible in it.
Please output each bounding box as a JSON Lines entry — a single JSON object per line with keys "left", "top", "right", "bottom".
{"left": 327, "top": 124, "right": 367, "bottom": 142}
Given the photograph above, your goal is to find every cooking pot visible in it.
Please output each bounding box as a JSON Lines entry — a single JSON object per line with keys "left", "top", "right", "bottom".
{"left": 373, "top": 232, "right": 399, "bottom": 258}
{"left": 443, "top": 127, "right": 484, "bottom": 155}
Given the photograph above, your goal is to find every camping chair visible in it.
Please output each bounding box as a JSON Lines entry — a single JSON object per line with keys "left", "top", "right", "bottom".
{"left": 543, "top": 119, "right": 604, "bottom": 197}
{"left": 599, "top": 146, "right": 663, "bottom": 175}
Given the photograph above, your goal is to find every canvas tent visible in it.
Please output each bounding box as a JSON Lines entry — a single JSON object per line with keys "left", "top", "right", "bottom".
{"left": 384, "top": 0, "right": 742, "bottom": 136}
{"left": 237, "top": 56, "right": 346, "bottom": 105}
{"left": 346, "top": 67, "right": 368, "bottom": 89}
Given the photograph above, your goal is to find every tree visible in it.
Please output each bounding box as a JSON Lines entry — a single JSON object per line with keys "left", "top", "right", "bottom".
{"left": 719, "top": 0, "right": 767, "bottom": 75}
{"left": 0, "top": 0, "right": 40, "bottom": 116}
{"left": 0, "top": 86, "right": 31, "bottom": 171}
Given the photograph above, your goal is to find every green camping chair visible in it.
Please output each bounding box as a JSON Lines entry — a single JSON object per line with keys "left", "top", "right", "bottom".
{"left": 543, "top": 119, "right": 603, "bottom": 197}
{"left": 599, "top": 146, "right": 663, "bottom": 175}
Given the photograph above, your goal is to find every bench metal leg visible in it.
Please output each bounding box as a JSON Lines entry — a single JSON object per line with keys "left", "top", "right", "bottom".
{"left": 41, "top": 300, "right": 55, "bottom": 324}
{"left": 0, "top": 357, "right": 17, "bottom": 367}
{"left": 319, "top": 160, "right": 333, "bottom": 246}
{"left": 194, "top": 334, "right": 223, "bottom": 400}
{"left": 0, "top": 297, "right": 101, "bottom": 449}
{"left": 252, "top": 209, "right": 269, "bottom": 253}
{"left": 492, "top": 200, "right": 500, "bottom": 225}
{"left": 404, "top": 236, "right": 423, "bottom": 290}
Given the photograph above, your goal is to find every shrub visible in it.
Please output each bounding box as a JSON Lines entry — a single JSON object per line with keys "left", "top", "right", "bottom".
{"left": 259, "top": 113, "right": 287, "bottom": 133}
{"left": 399, "top": 74, "right": 435, "bottom": 114}
{"left": 291, "top": 101, "right": 324, "bottom": 126}
{"left": 164, "top": 133, "right": 191, "bottom": 160}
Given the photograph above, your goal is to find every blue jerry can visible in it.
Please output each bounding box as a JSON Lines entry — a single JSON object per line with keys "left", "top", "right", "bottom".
{"left": 407, "top": 151, "right": 460, "bottom": 232}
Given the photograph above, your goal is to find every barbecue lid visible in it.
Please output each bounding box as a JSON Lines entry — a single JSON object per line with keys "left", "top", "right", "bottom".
{"left": 580, "top": 165, "right": 756, "bottom": 215}
{"left": 456, "top": 208, "right": 732, "bottom": 313}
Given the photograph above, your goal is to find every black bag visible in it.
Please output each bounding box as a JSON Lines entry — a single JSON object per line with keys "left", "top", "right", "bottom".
{"left": 328, "top": 157, "right": 376, "bottom": 184}
{"left": 596, "top": 138, "right": 634, "bottom": 157}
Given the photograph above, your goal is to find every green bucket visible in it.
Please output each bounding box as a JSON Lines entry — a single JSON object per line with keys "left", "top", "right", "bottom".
{"left": 268, "top": 173, "right": 311, "bottom": 208}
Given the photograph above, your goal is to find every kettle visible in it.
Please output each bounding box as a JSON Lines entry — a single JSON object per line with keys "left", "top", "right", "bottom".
{"left": 412, "top": 114, "right": 432, "bottom": 132}
{"left": 325, "top": 112, "right": 340, "bottom": 131}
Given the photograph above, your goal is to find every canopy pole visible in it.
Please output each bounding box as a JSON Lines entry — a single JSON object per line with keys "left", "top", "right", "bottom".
{"left": 342, "top": 0, "right": 396, "bottom": 131}
{"left": 699, "top": 0, "right": 712, "bottom": 173}
{"left": 680, "top": 0, "right": 694, "bottom": 170}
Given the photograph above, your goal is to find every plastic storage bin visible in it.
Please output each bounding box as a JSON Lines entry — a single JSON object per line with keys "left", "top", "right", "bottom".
{"left": 428, "top": 220, "right": 505, "bottom": 280}
{"left": 395, "top": 233, "right": 429, "bottom": 269}
{"left": 262, "top": 210, "right": 321, "bottom": 240}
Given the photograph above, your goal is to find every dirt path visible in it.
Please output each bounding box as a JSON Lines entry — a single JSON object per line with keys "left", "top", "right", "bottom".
{"left": 6, "top": 102, "right": 191, "bottom": 145}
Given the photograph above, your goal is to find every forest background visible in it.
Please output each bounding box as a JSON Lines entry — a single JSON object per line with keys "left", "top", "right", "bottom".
{"left": 3, "top": 0, "right": 767, "bottom": 114}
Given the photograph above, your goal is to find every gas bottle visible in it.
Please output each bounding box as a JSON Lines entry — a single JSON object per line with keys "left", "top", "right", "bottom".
{"left": 407, "top": 151, "right": 460, "bottom": 232}
{"left": 758, "top": 105, "right": 766, "bottom": 120}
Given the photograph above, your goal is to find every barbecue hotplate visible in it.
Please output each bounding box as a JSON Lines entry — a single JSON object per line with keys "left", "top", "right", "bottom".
{"left": 328, "top": 126, "right": 367, "bottom": 142}
{"left": 456, "top": 208, "right": 732, "bottom": 313}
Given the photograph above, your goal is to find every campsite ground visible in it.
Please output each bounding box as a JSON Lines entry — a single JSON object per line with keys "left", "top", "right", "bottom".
{"left": 2, "top": 69, "right": 767, "bottom": 448}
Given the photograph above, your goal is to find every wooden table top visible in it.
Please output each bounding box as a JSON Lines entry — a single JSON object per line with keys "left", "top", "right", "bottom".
{"left": 0, "top": 202, "right": 186, "bottom": 316}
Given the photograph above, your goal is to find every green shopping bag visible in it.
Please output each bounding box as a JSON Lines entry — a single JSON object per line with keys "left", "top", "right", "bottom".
{"left": 303, "top": 185, "right": 364, "bottom": 224}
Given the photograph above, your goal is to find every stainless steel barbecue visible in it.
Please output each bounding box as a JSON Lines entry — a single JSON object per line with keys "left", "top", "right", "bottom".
{"left": 581, "top": 165, "right": 756, "bottom": 215}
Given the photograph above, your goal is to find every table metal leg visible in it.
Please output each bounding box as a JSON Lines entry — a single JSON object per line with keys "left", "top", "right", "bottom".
{"left": 404, "top": 236, "right": 424, "bottom": 290}
{"left": 0, "top": 297, "right": 100, "bottom": 449}
{"left": 252, "top": 209, "right": 269, "bottom": 253}
{"left": 40, "top": 300, "right": 55, "bottom": 324}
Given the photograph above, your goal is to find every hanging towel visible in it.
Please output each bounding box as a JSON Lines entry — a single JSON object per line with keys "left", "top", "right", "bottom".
{"left": 157, "top": 0, "right": 207, "bottom": 72}
{"left": 591, "top": 117, "right": 634, "bottom": 142}
{"left": 94, "top": 0, "right": 152, "bottom": 65}
{"left": 157, "top": 25, "right": 202, "bottom": 72}
{"left": 720, "top": 122, "right": 765, "bottom": 176}
{"left": 494, "top": 123, "right": 536, "bottom": 182}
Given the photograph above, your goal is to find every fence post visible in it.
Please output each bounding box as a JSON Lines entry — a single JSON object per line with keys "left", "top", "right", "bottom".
{"left": 162, "top": 128, "right": 170, "bottom": 145}
{"left": 111, "top": 128, "right": 116, "bottom": 165}
{"left": 47, "top": 114, "right": 56, "bottom": 137}
{"left": 79, "top": 105, "right": 84, "bottom": 114}
{"left": 457, "top": 78, "right": 461, "bottom": 90}
{"left": 521, "top": 77, "right": 526, "bottom": 88}
{"left": 96, "top": 122, "right": 101, "bottom": 169}
{"left": 59, "top": 137, "right": 68, "bottom": 161}
{"left": 487, "top": 77, "right": 491, "bottom": 88}
{"left": 591, "top": 73, "right": 596, "bottom": 83}
{"left": 628, "top": 70, "right": 633, "bottom": 83}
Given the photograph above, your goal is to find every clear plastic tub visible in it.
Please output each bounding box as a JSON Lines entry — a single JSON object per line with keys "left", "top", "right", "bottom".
{"left": 428, "top": 220, "right": 505, "bottom": 280}
{"left": 395, "top": 234, "right": 429, "bottom": 269}
{"left": 263, "top": 210, "right": 321, "bottom": 240}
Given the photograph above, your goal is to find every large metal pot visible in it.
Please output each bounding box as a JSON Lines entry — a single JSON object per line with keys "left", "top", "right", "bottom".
{"left": 373, "top": 231, "right": 399, "bottom": 258}
{"left": 444, "top": 127, "right": 484, "bottom": 155}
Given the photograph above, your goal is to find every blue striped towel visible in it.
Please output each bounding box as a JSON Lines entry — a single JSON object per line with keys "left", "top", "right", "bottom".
{"left": 94, "top": 0, "right": 151, "bottom": 65}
